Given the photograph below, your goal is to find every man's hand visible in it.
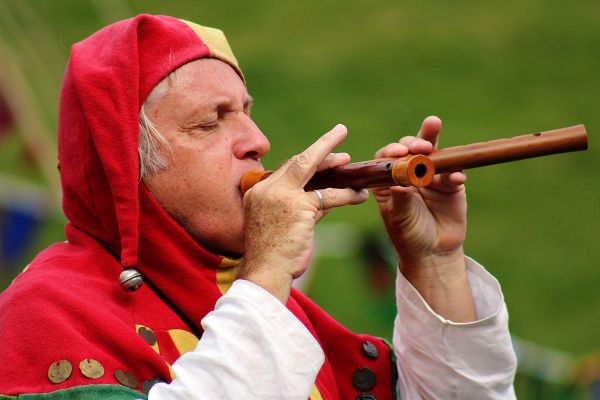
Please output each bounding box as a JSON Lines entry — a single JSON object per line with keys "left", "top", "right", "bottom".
{"left": 239, "top": 124, "right": 368, "bottom": 303}
{"left": 373, "top": 116, "right": 477, "bottom": 322}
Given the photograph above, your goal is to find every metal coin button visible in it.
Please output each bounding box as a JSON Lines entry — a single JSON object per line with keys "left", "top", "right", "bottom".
{"left": 48, "top": 360, "right": 72, "bottom": 384}
{"left": 115, "top": 369, "right": 140, "bottom": 389}
{"left": 362, "top": 341, "right": 379, "bottom": 359}
{"left": 137, "top": 326, "right": 157, "bottom": 346}
{"left": 142, "top": 378, "right": 165, "bottom": 394}
{"left": 352, "top": 367, "right": 377, "bottom": 392}
{"left": 79, "top": 359, "right": 104, "bottom": 379}
{"left": 356, "top": 394, "right": 378, "bottom": 400}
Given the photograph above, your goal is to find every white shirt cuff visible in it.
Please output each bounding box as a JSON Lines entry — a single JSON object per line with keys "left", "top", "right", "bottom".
{"left": 393, "top": 257, "right": 517, "bottom": 399}
{"left": 396, "top": 256, "right": 505, "bottom": 325}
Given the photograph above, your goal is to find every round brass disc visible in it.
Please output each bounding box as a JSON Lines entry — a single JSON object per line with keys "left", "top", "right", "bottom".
{"left": 48, "top": 360, "right": 72, "bottom": 384}
{"left": 115, "top": 369, "right": 140, "bottom": 389}
{"left": 79, "top": 359, "right": 104, "bottom": 379}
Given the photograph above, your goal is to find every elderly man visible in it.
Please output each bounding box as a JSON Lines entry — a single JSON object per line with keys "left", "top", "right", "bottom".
{"left": 0, "top": 14, "right": 516, "bottom": 399}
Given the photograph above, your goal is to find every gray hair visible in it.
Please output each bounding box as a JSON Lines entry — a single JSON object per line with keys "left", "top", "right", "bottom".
{"left": 138, "top": 77, "right": 172, "bottom": 180}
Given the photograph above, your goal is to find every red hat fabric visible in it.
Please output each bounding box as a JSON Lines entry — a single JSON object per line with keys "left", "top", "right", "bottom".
{"left": 59, "top": 14, "right": 241, "bottom": 270}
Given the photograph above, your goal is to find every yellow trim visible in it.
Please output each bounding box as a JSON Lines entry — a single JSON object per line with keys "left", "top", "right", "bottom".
{"left": 168, "top": 329, "right": 200, "bottom": 355}
{"left": 309, "top": 384, "right": 323, "bottom": 400}
{"left": 179, "top": 19, "right": 244, "bottom": 82}
{"left": 167, "top": 362, "right": 175, "bottom": 380}
{"left": 216, "top": 263, "right": 241, "bottom": 294}
{"left": 220, "top": 256, "right": 241, "bottom": 268}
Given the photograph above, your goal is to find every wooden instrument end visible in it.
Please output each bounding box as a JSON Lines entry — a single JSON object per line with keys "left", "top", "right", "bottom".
{"left": 392, "top": 154, "right": 435, "bottom": 187}
{"left": 240, "top": 170, "right": 271, "bottom": 194}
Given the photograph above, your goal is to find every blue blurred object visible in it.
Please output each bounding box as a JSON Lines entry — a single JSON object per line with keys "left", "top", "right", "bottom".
{"left": 0, "top": 173, "right": 49, "bottom": 275}
{"left": 591, "top": 379, "right": 600, "bottom": 399}
{"left": 0, "top": 202, "right": 41, "bottom": 266}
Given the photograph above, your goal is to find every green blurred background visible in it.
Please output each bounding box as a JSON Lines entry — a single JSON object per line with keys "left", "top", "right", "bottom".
{"left": 1, "top": 0, "right": 598, "bottom": 398}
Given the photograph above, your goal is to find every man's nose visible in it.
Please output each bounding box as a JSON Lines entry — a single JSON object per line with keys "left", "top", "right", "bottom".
{"left": 234, "top": 114, "right": 270, "bottom": 160}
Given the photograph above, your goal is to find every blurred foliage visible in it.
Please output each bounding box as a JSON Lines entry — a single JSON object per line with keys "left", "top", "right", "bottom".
{"left": 1, "top": 1, "right": 599, "bottom": 395}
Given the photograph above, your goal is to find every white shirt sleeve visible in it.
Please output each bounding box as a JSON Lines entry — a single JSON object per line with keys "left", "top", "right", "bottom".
{"left": 394, "top": 257, "right": 517, "bottom": 399}
{"left": 148, "top": 279, "right": 324, "bottom": 400}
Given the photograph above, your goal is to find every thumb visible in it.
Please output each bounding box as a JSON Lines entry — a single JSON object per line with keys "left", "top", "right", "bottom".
{"left": 389, "top": 186, "right": 419, "bottom": 224}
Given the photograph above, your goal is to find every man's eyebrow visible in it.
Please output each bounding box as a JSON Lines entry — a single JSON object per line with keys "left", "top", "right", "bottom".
{"left": 207, "top": 96, "right": 254, "bottom": 111}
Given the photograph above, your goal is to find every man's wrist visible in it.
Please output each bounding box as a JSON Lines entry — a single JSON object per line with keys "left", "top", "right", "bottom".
{"left": 398, "top": 247, "right": 477, "bottom": 322}
{"left": 238, "top": 258, "right": 294, "bottom": 304}
{"left": 399, "top": 247, "right": 465, "bottom": 281}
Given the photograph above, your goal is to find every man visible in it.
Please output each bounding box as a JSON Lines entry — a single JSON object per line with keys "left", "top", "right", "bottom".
{"left": 0, "top": 14, "right": 516, "bottom": 399}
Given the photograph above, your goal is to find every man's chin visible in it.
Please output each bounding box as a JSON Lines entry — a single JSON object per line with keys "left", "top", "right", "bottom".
{"left": 169, "top": 214, "right": 244, "bottom": 258}
{"left": 189, "top": 230, "right": 244, "bottom": 258}
{"left": 203, "top": 240, "right": 244, "bottom": 260}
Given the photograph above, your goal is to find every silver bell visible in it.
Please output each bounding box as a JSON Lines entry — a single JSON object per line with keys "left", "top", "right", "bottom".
{"left": 119, "top": 268, "right": 143, "bottom": 291}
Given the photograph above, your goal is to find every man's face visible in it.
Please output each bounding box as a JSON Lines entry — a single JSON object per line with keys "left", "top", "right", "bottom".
{"left": 144, "top": 58, "right": 270, "bottom": 257}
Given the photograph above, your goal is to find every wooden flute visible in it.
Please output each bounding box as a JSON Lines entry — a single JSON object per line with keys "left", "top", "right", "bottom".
{"left": 240, "top": 124, "right": 588, "bottom": 194}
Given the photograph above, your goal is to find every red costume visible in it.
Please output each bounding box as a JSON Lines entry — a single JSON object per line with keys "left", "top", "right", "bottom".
{"left": 0, "top": 15, "right": 396, "bottom": 399}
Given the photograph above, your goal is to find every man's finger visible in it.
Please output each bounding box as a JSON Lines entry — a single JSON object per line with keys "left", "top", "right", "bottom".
{"left": 416, "top": 116, "right": 442, "bottom": 149}
{"left": 427, "top": 171, "right": 466, "bottom": 193}
{"left": 375, "top": 116, "right": 440, "bottom": 159}
{"left": 374, "top": 142, "right": 409, "bottom": 159}
{"left": 311, "top": 188, "right": 369, "bottom": 210}
{"left": 316, "top": 152, "right": 351, "bottom": 172}
{"left": 282, "top": 124, "right": 348, "bottom": 187}
{"left": 389, "top": 186, "right": 418, "bottom": 219}
{"left": 399, "top": 136, "right": 433, "bottom": 155}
